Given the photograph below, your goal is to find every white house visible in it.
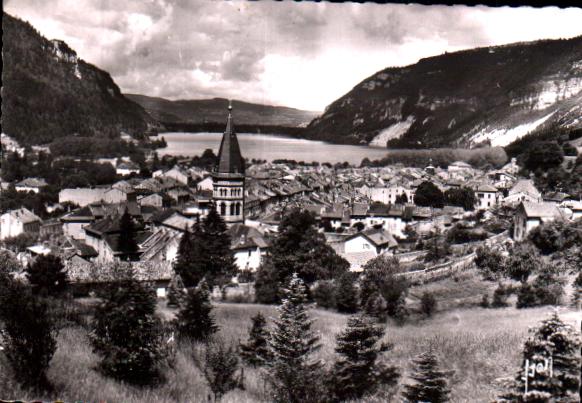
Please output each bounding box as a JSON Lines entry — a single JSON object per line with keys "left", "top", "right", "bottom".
{"left": 475, "top": 183, "right": 498, "bottom": 210}
{"left": 513, "top": 201, "right": 565, "bottom": 241}
{"left": 0, "top": 208, "right": 42, "bottom": 240}
{"left": 504, "top": 179, "right": 542, "bottom": 205}
{"left": 228, "top": 224, "right": 270, "bottom": 272}
{"left": 59, "top": 188, "right": 107, "bottom": 206}
{"left": 196, "top": 176, "right": 214, "bottom": 191}
{"left": 15, "top": 177, "right": 48, "bottom": 193}
{"left": 339, "top": 227, "right": 398, "bottom": 271}
{"left": 161, "top": 166, "right": 190, "bottom": 185}
{"left": 116, "top": 161, "right": 140, "bottom": 176}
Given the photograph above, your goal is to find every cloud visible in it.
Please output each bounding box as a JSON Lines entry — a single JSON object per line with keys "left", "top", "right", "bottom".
{"left": 4, "top": 1, "right": 582, "bottom": 111}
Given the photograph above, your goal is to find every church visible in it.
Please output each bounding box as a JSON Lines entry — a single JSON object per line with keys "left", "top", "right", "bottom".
{"left": 213, "top": 103, "right": 246, "bottom": 226}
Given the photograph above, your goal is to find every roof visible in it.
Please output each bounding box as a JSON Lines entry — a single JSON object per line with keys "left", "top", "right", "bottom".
{"left": 162, "top": 212, "right": 196, "bottom": 232}
{"left": 520, "top": 202, "right": 564, "bottom": 219}
{"left": 68, "top": 238, "right": 98, "bottom": 258}
{"left": 476, "top": 183, "right": 498, "bottom": 193}
{"left": 117, "top": 161, "right": 140, "bottom": 170}
{"left": 227, "top": 224, "right": 270, "bottom": 250}
{"left": 449, "top": 161, "right": 472, "bottom": 168}
{"left": 16, "top": 177, "right": 48, "bottom": 188}
{"left": 339, "top": 250, "right": 377, "bottom": 271}
{"left": 347, "top": 227, "right": 398, "bottom": 248}
{"left": 509, "top": 179, "right": 540, "bottom": 197}
{"left": 6, "top": 207, "right": 41, "bottom": 224}
{"left": 216, "top": 105, "right": 245, "bottom": 175}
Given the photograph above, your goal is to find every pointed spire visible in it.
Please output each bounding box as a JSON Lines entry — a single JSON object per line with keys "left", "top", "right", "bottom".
{"left": 216, "top": 101, "right": 245, "bottom": 174}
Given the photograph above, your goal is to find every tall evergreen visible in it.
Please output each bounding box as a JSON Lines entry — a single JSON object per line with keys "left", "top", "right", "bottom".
{"left": 240, "top": 312, "right": 272, "bottom": 367}
{"left": 117, "top": 208, "right": 139, "bottom": 261}
{"left": 403, "top": 350, "right": 451, "bottom": 403}
{"left": 90, "top": 277, "right": 170, "bottom": 385}
{"left": 166, "top": 273, "right": 186, "bottom": 308}
{"left": 335, "top": 272, "right": 359, "bottom": 314}
{"left": 25, "top": 254, "right": 68, "bottom": 297}
{"left": 255, "top": 208, "right": 349, "bottom": 303}
{"left": 201, "top": 206, "right": 238, "bottom": 288}
{"left": 174, "top": 280, "right": 218, "bottom": 341}
{"left": 329, "top": 315, "right": 399, "bottom": 401}
{"left": 266, "top": 274, "right": 324, "bottom": 402}
{"left": 203, "top": 340, "right": 243, "bottom": 401}
{"left": 500, "top": 312, "right": 581, "bottom": 402}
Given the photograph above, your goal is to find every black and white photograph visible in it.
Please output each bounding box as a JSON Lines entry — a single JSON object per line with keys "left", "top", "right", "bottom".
{"left": 1, "top": 1, "right": 581, "bottom": 401}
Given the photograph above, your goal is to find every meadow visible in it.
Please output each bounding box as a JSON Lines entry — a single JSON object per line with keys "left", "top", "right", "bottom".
{"left": 1, "top": 270, "right": 580, "bottom": 403}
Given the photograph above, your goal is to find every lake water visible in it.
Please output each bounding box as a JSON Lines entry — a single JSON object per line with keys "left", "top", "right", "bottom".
{"left": 157, "top": 132, "right": 390, "bottom": 165}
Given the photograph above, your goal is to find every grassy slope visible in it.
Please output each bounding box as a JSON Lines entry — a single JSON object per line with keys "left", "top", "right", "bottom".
{"left": 2, "top": 273, "right": 580, "bottom": 402}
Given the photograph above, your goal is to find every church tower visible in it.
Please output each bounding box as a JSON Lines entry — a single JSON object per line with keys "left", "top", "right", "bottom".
{"left": 212, "top": 102, "right": 245, "bottom": 225}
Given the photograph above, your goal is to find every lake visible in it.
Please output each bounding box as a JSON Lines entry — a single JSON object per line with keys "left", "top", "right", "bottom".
{"left": 157, "top": 132, "right": 390, "bottom": 165}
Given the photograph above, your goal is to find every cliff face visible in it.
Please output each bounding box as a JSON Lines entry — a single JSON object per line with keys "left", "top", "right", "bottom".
{"left": 1, "top": 13, "right": 158, "bottom": 146}
{"left": 305, "top": 36, "right": 582, "bottom": 148}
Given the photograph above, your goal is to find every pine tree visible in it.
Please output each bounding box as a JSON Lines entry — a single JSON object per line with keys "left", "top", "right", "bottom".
{"left": 25, "top": 253, "right": 68, "bottom": 297}
{"left": 335, "top": 272, "right": 359, "bottom": 314}
{"left": 173, "top": 223, "right": 208, "bottom": 288}
{"left": 365, "top": 292, "right": 388, "bottom": 323}
{"left": 166, "top": 273, "right": 186, "bottom": 308}
{"left": 174, "top": 280, "right": 218, "bottom": 341}
{"left": 403, "top": 350, "right": 451, "bottom": 403}
{"left": 329, "top": 315, "right": 399, "bottom": 401}
{"left": 266, "top": 274, "right": 324, "bottom": 403}
{"left": 500, "top": 312, "right": 581, "bottom": 402}
{"left": 240, "top": 312, "right": 272, "bottom": 367}
{"left": 90, "top": 277, "right": 170, "bottom": 385}
{"left": 420, "top": 291, "right": 437, "bottom": 318}
{"left": 117, "top": 208, "right": 139, "bottom": 261}
{"left": 203, "top": 340, "right": 244, "bottom": 401}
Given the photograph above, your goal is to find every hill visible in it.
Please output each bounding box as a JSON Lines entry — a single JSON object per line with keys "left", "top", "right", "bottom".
{"left": 304, "top": 36, "right": 582, "bottom": 148}
{"left": 126, "top": 94, "right": 319, "bottom": 128}
{"left": 1, "top": 13, "right": 158, "bottom": 146}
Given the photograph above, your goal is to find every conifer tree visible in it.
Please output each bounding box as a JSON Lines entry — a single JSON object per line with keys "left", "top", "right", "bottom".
{"left": 174, "top": 280, "right": 218, "bottom": 341}
{"left": 166, "top": 273, "right": 186, "bottom": 308}
{"left": 90, "top": 277, "right": 170, "bottom": 385}
{"left": 403, "top": 350, "right": 451, "bottom": 403}
{"left": 203, "top": 340, "right": 244, "bottom": 401}
{"left": 25, "top": 253, "right": 68, "bottom": 297}
{"left": 500, "top": 312, "right": 581, "bottom": 402}
{"left": 335, "top": 272, "right": 359, "bottom": 314}
{"left": 240, "top": 312, "right": 272, "bottom": 367}
{"left": 329, "top": 315, "right": 399, "bottom": 401}
{"left": 173, "top": 223, "right": 208, "bottom": 288}
{"left": 571, "top": 271, "right": 582, "bottom": 309}
{"left": 201, "top": 206, "right": 238, "bottom": 288}
{"left": 266, "top": 274, "right": 324, "bottom": 402}
{"left": 117, "top": 208, "right": 139, "bottom": 261}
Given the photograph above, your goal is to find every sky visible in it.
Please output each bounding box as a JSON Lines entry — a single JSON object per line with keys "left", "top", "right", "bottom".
{"left": 5, "top": 1, "right": 582, "bottom": 111}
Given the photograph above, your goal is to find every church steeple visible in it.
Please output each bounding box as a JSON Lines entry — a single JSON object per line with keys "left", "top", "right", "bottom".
{"left": 216, "top": 101, "right": 245, "bottom": 175}
{"left": 212, "top": 101, "right": 246, "bottom": 226}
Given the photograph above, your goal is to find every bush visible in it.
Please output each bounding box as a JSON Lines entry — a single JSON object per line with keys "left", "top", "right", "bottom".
{"left": 312, "top": 280, "right": 336, "bottom": 309}
{"left": 203, "top": 340, "right": 244, "bottom": 401}
{"left": 420, "top": 292, "right": 437, "bottom": 317}
{"left": 25, "top": 254, "right": 68, "bottom": 297}
{"left": 240, "top": 312, "right": 272, "bottom": 367}
{"left": 0, "top": 277, "right": 57, "bottom": 391}
{"left": 90, "top": 278, "right": 171, "bottom": 385}
{"left": 516, "top": 283, "right": 538, "bottom": 308}
{"left": 480, "top": 293, "right": 490, "bottom": 308}
{"left": 335, "top": 272, "right": 359, "bottom": 314}
{"left": 491, "top": 284, "right": 509, "bottom": 308}
{"left": 474, "top": 246, "right": 505, "bottom": 281}
{"left": 174, "top": 281, "right": 218, "bottom": 341}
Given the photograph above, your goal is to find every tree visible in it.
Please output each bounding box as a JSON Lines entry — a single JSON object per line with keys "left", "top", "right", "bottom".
{"left": 174, "top": 281, "right": 218, "bottom": 341}
{"left": 492, "top": 283, "right": 509, "bottom": 308}
{"left": 203, "top": 340, "right": 244, "bottom": 401}
{"left": 425, "top": 228, "right": 451, "bottom": 263}
{"left": 523, "top": 141, "right": 564, "bottom": 172}
{"left": 403, "top": 350, "right": 451, "bottom": 403}
{"left": 312, "top": 280, "right": 336, "bottom": 309}
{"left": 500, "top": 313, "right": 581, "bottom": 401}
{"left": 90, "top": 277, "right": 170, "bottom": 385}
{"left": 166, "top": 273, "right": 186, "bottom": 308}
{"left": 201, "top": 206, "right": 238, "bottom": 288}
{"left": 420, "top": 291, "right": 437, "bottom": 318}
{"left": 255, "top": 208, "right": 349, "bottom": 303}
{"left": 328, "top": 315, "right": 399, "bottom": 401}
{"left": 266, "top": 274, "right": 324, "bottom": 402}
{"left": 335, "top": 272, "right": 359, "bottom": 314}
{"left": 360, "top": 255, "right": 408, "bottom": 321}
{"left": 474, "top": 246, "right": 505, "bottom": 281}
{"left": 414, "top": 181, "right": 444, "bottom": 208}
{"left": 117, "top": 208, "right": 139, "bottom": 261}
{"left": 0, "top": 279, "right": 57, "bottom": 391}
{"left": 571, "top": 272, "right": 582, "bottom": 309}
{"left": 173, "top": 224, "right": 206, "bottom": 288}
{"left": 504, "top": 243, "right": 541, "bottom": 284}
{"left": 25, "top": 254, "right": 68, "bottom": 297}
{"left": 444, "top": 187, "right": 476, "bottom": 211}
{"left": 240, "top": 312, "right": 272, "bottom": 367}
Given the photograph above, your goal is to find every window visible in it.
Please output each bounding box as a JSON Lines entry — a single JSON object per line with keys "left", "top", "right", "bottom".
{"left": 236, "top": 203, "right": 241, "bottom": 215}
{"left": 230, "top": 204, "right": 235, "bottom": 215}
{"left": 220, "top": 203, "right": 226, "bottom": 215}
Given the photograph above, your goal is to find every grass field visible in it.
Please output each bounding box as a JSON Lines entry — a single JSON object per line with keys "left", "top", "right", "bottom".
{"left": 1, "top": 274, "right": 580, "bottom": 402}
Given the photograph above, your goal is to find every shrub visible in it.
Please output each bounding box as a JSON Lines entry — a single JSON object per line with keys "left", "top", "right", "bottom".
{"left": 572, "top": 272, "right": 582, "bottom": 308}
{"left": 480, "top": 293, "right": 490, "bottom": 308}
{"left": 240, "top": 312, "right": 272, "bottom": 367}
{"left": 335, "top": 272, "right": 359, "bottom": 314}
{"left": 474, "top": 246, "right": 505, "bottom": 281}
{"left": 174, "top": 281, "right": 218, "bottom": 341}
{"left": 491, "top": 284, "right": 509, "bottom": 308}
{"left": 166, "top": 273, "right": 186, "bottom": 308}
{"left": 312, "top": 280, "right": 336, "bottom": 309}
{"left": 203, "top": 340, "right": 244, "bottom": 401}
{"left": 403, "top": 350, "right": 451, "bottom": 403}
{"left": 25, "top": 254, "right": 68, "bottom": 297}
{"left": 516, "top": 283, "right": 538, "bottom": 309}
{"left": 90, "top": 278, "right": 171, "bottom": 385}
{"left": 504, "top": 243, "right": 542, "bottom": 284}
{"left": 420, "top": 292, "right": 437, "bottom": 318}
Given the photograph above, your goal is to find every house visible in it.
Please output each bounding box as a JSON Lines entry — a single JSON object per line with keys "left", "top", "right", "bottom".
{"left": 84, "top": 216, "right": 149, "bottom": 263}
{"left": 59, "top": 188, "right": 108, "bottom": 206}
{"left": 15, "top": 177, "right": 48, "bottom": 193}
{"left": 561, "top": 200, "right": 582, "bottom": 220}
{"left": 513, "top": 202, "right": 565, "bottom": 241}
{"left": 475, "top": 184, "right": 498, "bottom": 209}
{"left": 116, "top": 161, "right": 140, "bottom": 176}
{"left": 0, "top": 208, "right": 42, "bottom": 240}
{"left": 339, "top": 227, "right": 398, "bottom": 271}
{"left": 227, "top": 224, "right": 270, "bottom": 271}
{"left": 447, "top": 161, "right": 473, "bottom": 173}
{"left": 162, "top": 166, "right": 191, "bottom": 185}
{"left": 196, "top": 176, "right": 214, "bottom": 191}
{"left": 504, "top": 179, "right": 542, "bottom": 205}
{"left": 138, "top": 193, "right": 165, "bottom": 208}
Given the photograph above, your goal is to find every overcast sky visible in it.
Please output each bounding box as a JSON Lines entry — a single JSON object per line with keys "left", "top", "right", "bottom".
{"left": 5, "top": 1, "right": 582, "bottom": 111}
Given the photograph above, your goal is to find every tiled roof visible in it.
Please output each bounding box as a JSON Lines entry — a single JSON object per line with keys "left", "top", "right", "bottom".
{"left": 7, "top": 207, "right": 41, "bottom": 224}
{"left": 16, "top": 177, "right": 48, "bottom": 188}
{"left": 521, "top": 202, "right": 564, "bottom": 219}
{"left": 509, "top": 179, "right": 540, "bottom": 197}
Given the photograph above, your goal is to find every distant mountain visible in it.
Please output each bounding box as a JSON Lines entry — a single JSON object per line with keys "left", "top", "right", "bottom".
{"left": 126, "top": 94, "right": 319, "bottom": 128}
{"left": 1, "top": 13, "right": 158, "bottom": 146}
{"left": 305, "top": 36, "right": 582, "bottom": 148}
